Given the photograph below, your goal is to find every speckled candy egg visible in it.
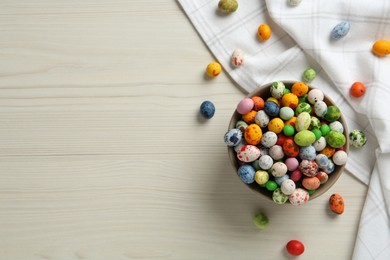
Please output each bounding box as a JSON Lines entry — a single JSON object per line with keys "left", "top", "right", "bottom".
{"left": 264, "top": 101, "right": 280, "bottom": 117}
{"left": 261, "top": 131, "right": 278, "bottom": 148}
{"left": 299, "top": 160, "right": 318, "bottom": 177}
{"left": 302, "top": 176, "right": 320, "bottom": 190}
{"left": 333, "top": 150, "right": 348, "bottom": 165}
{"left": 299, "top": 145, "right": 316, "bottom": 160}
{"left": 255, "top": 110, "right": 270, "bottom": 128}
{"left": 372, "top": 39, "right": 390, "bottom": 57}
{"left": 324, "top": 106, "right": 341, "bottom": 122}
{"left": 314, "top": 101, "right": 328, "bottom": 117}
{"left": 349, "top": 129, "right": 367, "bottom": 148}
{"left": 331, "top": 21, "right": 350, "bottom": 39}
{"left": 282, "top": 139, "right": 300, "bottom": 157}
{"left": 237, "top": 145, "right": 261, "bottom": 162}
{"left": 294, "top": 130, "right": 316, "bottom": 147}
{"left": 285, "top": 157, "right": 299, "bottom": 171}
{"left": 291, "top": 82, "right": 309, "bottom": 97}
{"left": 322, "top": 159, "right": 335, "bottom": 174}
{"left": 218, "top": 0, "right": 238, "bottom": 13}
{"left": 275, "top": 174, "right": 289, "bottom": 186}
{"left": 310, "top": 117, "right": 321, "bottom": 129}
{"left": 281, "top": 179, "right": 296, "bottom": 195}
{"left": 313, "top": 136, "right": 327, "bottom": 151}
{"left": 329, "top": 121, "right": 343, "bottom": 133}
{"left": 321, "top": 146, "right": 336, "bottom": 158}
{"left": 231, "top": 49, "right": 244, "bottom": 67}
{"left": 303, "top": 68, "right": 316, "bottom": 82}
{"left": 236, "top": 98, "right": 254, "bottom": 115}
{"left": 271, "top": 162, "right": 288, "bottom": 177}
{"left": 237, "top": 165, "right": 255, "bottom": 184}
{"left": 258, "top": 23, "right": 272, "bottom": 41}
{"left": 252, "top": 96, "right": 265, "bottom": 111}
{"left": 315, "top": 154, "right": 329, "bottom": 168}
{"left": 200, "top": 101, "right": 216, "bottom": 119}
{"left": 242, "top": 110, "right": 257, "bottom": 124}
{"left": 254, "top": 170, "right": 269, "bottom": 185}
{"left": 224, "top": 128, "right": 243, "bottom": 147}
{"left": 289, "top": 188, "right": 309, "bottom": 206}
{"left": 295, "top": 102, "right": 312, "bottom": 115}
{"left": 307, "top": 89, "right": 324, "bottom": 104}
{"left": 295, "top": 112, "right": 311, "bottom": 132}
{"left": 290, "top": 170, "right": 302, "bottom": 182}
{"left": 325, "top": 130, "right": 346, "bottom": 148}
{"left": 281, "top": 93, "right": 299, "bottom": 109}
{"left": 269, "top": 145, "right": 284, "bottom": 160}
{"left": 235, "top": 120, "right": 248, "bottom": 132}
{"left": 258, "top": 155, "right": 273, "bottom": 170}
{"left": 270, "top": 81, "right": 286, "bottom": 99}
{"left": 273, "top": 188, "right": 289, "bottom": 204}
{"left": 279, "top": 107, "right": 294, "bottom": 120}
{"left": 244, "top": 124, "right": 263, "bottom": 145}
{"left": 268, "top": 118, "right": 284, "bottom": 134}
{"left": 316, "top": 171, "right": 329, "bottom": 184}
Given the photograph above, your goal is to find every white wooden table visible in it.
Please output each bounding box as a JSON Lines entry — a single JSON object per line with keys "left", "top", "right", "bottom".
{"left": 0, "top": 1, "right": 367, "bottom": 259}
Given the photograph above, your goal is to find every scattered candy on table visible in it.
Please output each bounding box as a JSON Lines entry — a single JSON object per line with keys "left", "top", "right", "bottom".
{"left": 331, "top": 21, "right": 350, "bottom": 39}
{"left": 286, "top": 240, "right": 305, "bottom": 256}
{"left": 199, "top": 100, "right": 215, "bottom": 119}
{"left": 218, "top": 0, "right": 238, "bottom": 14}
{"left": 231, "top": 49, "right": 244, "bottom": 67}
{"left": 253, "top": 212, "right": 269, "bottom": 229}
{"left": 349, "top": 129, "right": 367, "bottom": 148}
{"left": 302, "top": 68, "right": 316, "bottom": 82}
{"left": 257, "top": 23, "right": 272, "bottom": 41}
{"left": 329, "top": 193, "right": 345, "bottom": 214}
{"left": 372, "top": 39, "right": 390, "bottom": 57}
{"left": 350, "top": 82, "right": 366, "bottom": 98}
{"left": 205, "top": 62, "right": 222, "bottom": 77}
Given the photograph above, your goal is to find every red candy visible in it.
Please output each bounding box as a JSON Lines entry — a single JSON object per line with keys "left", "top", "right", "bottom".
{"left": 350, "top": 82, "right": 366, "bottom": 98}
{"left": 286, "top": 240, "right": 305, "bottom": 256}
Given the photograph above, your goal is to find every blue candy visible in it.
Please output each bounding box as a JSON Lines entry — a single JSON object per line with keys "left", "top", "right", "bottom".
{"left": 224, "top": 128, "right": 242, "bottom": 147}
{"left": 263, "top": 101, "right": 279, "bottom": 117}
{"left": 275, "top": 174, "right": 289, "bottom": 186}
{"left": 331, "top": 21, "right": 350, "bottom": 39}
{"left": 237, "top": 165, "right": 256, "bottom": 184}
{"left": 299, "top": 145, "right": 317, "bottom": 160}
{"left": 200, "top": 100, "right": 215, "bottom": 119}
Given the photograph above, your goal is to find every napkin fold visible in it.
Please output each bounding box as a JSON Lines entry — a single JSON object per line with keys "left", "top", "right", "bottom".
{"left": 178, "top": 0, "right": 390, "bottom": 259}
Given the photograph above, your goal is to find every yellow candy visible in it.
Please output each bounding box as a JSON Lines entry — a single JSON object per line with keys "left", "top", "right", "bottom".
{"left": 244, "top": 124, "right": 263, "bottom": 145}
{"left": 206, "top": 62, "right": 222, "bottom": 77}
{"left": 372, "top": 40, "right": 390, "bottom": 57}
{"left": 291, "top": 82, "right": 309, "bottom": 97}
{"left": 281, "top": 93, "right": 299, "bottom": 109}
{"left": 242, "top": 110, "right": 257, "bottom": 124}
{"left": 258, "top": 24, "right": 271, "bottom": 41}
{"left": 255, "top": 170, "right": 269, "bottom": 185}
{"left": 268, "top": 118, "right": 284, "bottom": 134}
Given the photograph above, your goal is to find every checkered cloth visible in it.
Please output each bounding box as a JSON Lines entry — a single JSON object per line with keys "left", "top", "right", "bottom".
{"left": 178, "top": 0, "right": 390, "bottom": 259}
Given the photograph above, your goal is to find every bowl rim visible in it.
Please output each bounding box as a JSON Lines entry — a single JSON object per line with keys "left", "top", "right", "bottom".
{"left": 227, "top": 80, "right": 349, "bottom": 204}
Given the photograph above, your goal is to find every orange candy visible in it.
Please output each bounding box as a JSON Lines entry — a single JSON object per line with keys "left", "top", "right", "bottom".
{"left": 329, "top": 193, "right": 344, "bottom": 214}
{"left": 258, "top": 24, "right": 271, "bottom": 41}
{"left": 281, "top": 93, "right": 299, "bottom": 109}
{"left": 244, "top": 124, "right": 263, "bottom": 145}
{"left": 321, "top": 146, "right": 336, "bottom": 158}
{"left": 251, "top": 96, "right": 265, "bottom": 111}
{"left": 350, "top": 82, "right": 366, "bottom": 98}
{"left": 284, "top": 116, "right": 297, "bottom": 127}
{"left": 282, "top": 138, "right": 299, "bottom": 157}
{"left": 291, "top": 82, "right": 309, "bottom": 97}
{"left": 242, "top": 110, "right": 257, "bottom": 124}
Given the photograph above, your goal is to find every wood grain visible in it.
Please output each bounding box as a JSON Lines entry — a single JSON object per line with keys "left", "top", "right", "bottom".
{"left": 0, "top": 1, "right": 367, "bottom": 259}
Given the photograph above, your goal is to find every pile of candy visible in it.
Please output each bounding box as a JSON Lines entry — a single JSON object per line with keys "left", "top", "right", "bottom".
{"left": 224, "top": 81, "right": 349, "bottom": 205}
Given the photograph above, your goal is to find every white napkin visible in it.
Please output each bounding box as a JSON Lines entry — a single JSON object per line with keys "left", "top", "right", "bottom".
{"left": 178, "top": 0, "right": 390, "bottom": 259}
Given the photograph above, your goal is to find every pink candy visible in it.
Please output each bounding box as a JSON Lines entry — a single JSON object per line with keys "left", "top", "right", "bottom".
{"left": 236, "top": 98, "right": 254, "bottom": 115}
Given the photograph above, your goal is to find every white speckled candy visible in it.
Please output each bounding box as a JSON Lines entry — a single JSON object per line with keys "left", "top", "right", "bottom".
{"left": 333, "top": 150, "right": 348, "bottom": 165}
{"left": 331, "top": 21, "right": 350, "bottom": 39}
{"left": 314, "top": 101, "right": 328, "bottom": 117}
{"left": 307, "top": 89, "right": 324, "bottom": 104}
{"left": 261, "top": 131, "right": 278, "bottom": 148}
{"left": 313, "top": 136, "right": 327, "bottom": 151}
{"left": 237, "top": 145, "right": 261, "bottom": 162}
{"left": 295, "top": 112, "right": 311, "bottom": 132}
{"left": 271, "top": 162, "right": 288, "bottom": 177}
{"left": 281, "top": 179, "right": 296, "bottom": 195}
{"left": 322, "top": 159, "right": 335, "bottom": 174}
{"left": 329, "top": 121, "right": 344, "bottom": 133}
{"left": 258, "top": 155, "right": 273, "bottom": 170}
{"left": 299, "top": 145, "right": 317, "bottom": 160}
{"left": 255, "top": 110, "right": 270, "bottom": 128}
{"left": 316, "top": 154, "right": 329, "bottom": 168}
{"left": 224, "top": 128, "right": 243, "bottom": 147}
{"left": 269, "top": 145, "right": 284, "bottom": 160}
{"left": 289, "top": 188, "right": 309, "bottom": 206}
{"left": 273, "top": 188, "right": 289, "bottom": 204}
{"left": 270, "top": 81, "right": 285, "bottom": 99}
{"left": 279, "top": 107, "right": 294, "bottom": 120}
{"left": 231, "top": 49, "right": 244, "bottom": 67}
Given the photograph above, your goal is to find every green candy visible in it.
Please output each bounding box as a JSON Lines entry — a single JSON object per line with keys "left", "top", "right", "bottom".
{"left": 298, "top": 94, "right": 308, "bottom": 104}
{"left": 294, "top": 130, "right": 316, "bottom": 146}
{"left": 303, "top": 67, "right": 316, "bottom": 82}
{"left": 310, "top": 116, "right": 321, "bottom": 129}
{"left": 218, "top": 0, "right": 238, "bottom": 14}
{"left": 283, "top": 125, "right": 295, "bottom": 136}
{"left": 312, "top": 128, "right": 322, "bottom": 140}
{"left": 273, "top": 188, "right": 289, "bottom": 204}
{"left": 265, "top": 180, "right": 278, "bottom": 191}
{"left": 349, "top": 129, "right": 367, "bottom": 148}
{"left": 326, "top": 130, "right": 346, "bottom": 148}
{"left": 253, "top": 213, "right": 269, "bottom": 229}
{"left": 324, "top": 106, "right": 341, "bottom": 122}
{"left": 295, "top": 102, "right": 312, "bottom": 115}
{"left": 320, "top": 124, "right": 331, "bottom": 136}
{"left": 308, "top": 189, "right": 316, "bottom": 195}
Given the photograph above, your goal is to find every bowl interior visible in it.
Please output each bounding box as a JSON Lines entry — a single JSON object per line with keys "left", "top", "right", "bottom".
{"left": 228, "top": 81, "right": 349, "bottom": 202}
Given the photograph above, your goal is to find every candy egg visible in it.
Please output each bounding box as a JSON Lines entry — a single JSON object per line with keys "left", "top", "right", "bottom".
{"left": 264, "top": 101, "right": 279, "bottom": 117}
{"left": 315, "top": 154, "right": 329, "bottom": 168}
{"left": 285, "top": 157, "right": 299, "bottom": 171}
{"left": 299, "top": 160, "right": 318, "bottom": 177}
{"left": 253, "top": 212, "right": 269, "bottom": 229}
{"left": 288, "top": 0, "right": 303, "bottom": 6}
{"left": 329, "top": 121, "right": 344, "bottom": 133}
{"left": 324, "top": 106, "right": 341, "bottom": 122}
{"left": 291, "top": 82, "right": 309, "bottom": 97}
{"left": 254, "top": 170, "right": 269, "bottom": 185}
{"left": 281, "top": 179, "right": 296, "bottom": 195}
{"left": 283, "top": 125, "right": 295, "bottom": 137}
{"left": 200, "top": 100, "right": 216, "bottom": 119}
{"left": 268, "top": 118, "right": 284, "bottom": 134}
{"left": 252, "top": 96, "right": 265, "bottom": 111}
{"left": 320, "top": 124, "right": 331, "bottom": 136}
{"left": 218, "top": 0, "right": 238, "bottom": 14}
{"left": 270, "top": 81, "right": 286, "bottom": 99}
{"left": 321, "top": 145, "right": 336, "bottom": 157}
{"left": 299, "top": 145, "right": 316, "bottom": 160}
{"left": 325, "top": 130, "right": 346, "bottom": 148}
{"left": 273, "top": 188, "right": 289, "bottom": 204}
{"left": 271, "top": 162, "right": 288, "bottom": 177}
{"left": 288, "top": 188, "right": 309, "bottom": 206}
{"left": 281, "top": 93, "right": 299, "bottom": 109}
{"left": 316, "top": 171, "right": 329, "bottom": 184}
{"left": 231, "top": 49, "right": 244, "bottom": 67}
{"left": 303, "top": 68, "right": 316, "bottom": 82}
{"left": 314, "top": 101, "right": 328, "bottom": 117}
{"left": 282, "top": 138, "right": 300, "bottom": 157}
{"left": 349, "top": 129, "right": 367, "bottom": 148}
{"left": 322, "top": 159, "right": 335, "bottom": 174}
{"left": 242, "top": 110, "right": 257, "bottom": 124}
{"left": 265, "top": 180, "right": 278, "bottom": 191}
{"left": 290, "top": 170, "right": 302, "bottom": 182}
{"left": 295, "top": 102, "right": 312, "bottom": 115}
{"left": 350, "top": 82, "right": 366, "bottom": 98}
{"left": 312, "top": 128, "right": 322, "bottom": 140}
{"left": 206, "top": 62, "right": 222, "bottom": 77}
{"left": 372, "top": 39, "right": 390, "bottom": 57}
{"left": 224, "top": 128, "right": 243, "bottom": 147}
{"left": 255, "top": 110, "right": 270, "bottom": 128}
{"left": 275, "top": 174, "right": 289, "bottom": 186}
{"left": 295, "top": 112, "right": 311, "bottom": 132}
{"left": 302, "top": 176, "right": 320, "bottom": 190}
{"left": 237, "top": 98, "right": 254, "bottom": 115}
{"left": 307, "top": 89, "right": 324, "bottom": 104}
{"left": 310, "top": 117, "right": 321, "bottom": 130}
{"left": 237, "top": 165, "right": 255, "bottom": 184}
{"left": 269, "top": 145, "right": 284, "bottom": 160}
{"left": 237, "top": 145, "right": 261, "bottom": 162}
{"left": 294, "top": 130, "right": 316, "bottom": 146}
{"left": 258, "top": 155, "right": 273, "bottom": 170}
{"left": 284, "top": 116, "right": 297, "bottom": 127}
{"left": 333, "top": 150, "right": 348, "bottom": 165}
{"left": 235, "top": 120, "right": 248, "bottom": 132}
{"left": 279, "top": 107, "right": 294, "bottom": 120}
{"left": 286, "top": 240, "right": 305, "bottom": 256}
{"left": 261, "top": 131, "right": 278, "bottom": 148}
{"left": 331, "top": 21, "right": 350, "bottom": 39}
{"left": 244, "top": 124, "right": 263, "bottom": 145}
{"left": 258, "top": 23, "right": 271, "bottom": 41}
{"left": 329, "top": 193, "right": 344, "bottom": 214}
